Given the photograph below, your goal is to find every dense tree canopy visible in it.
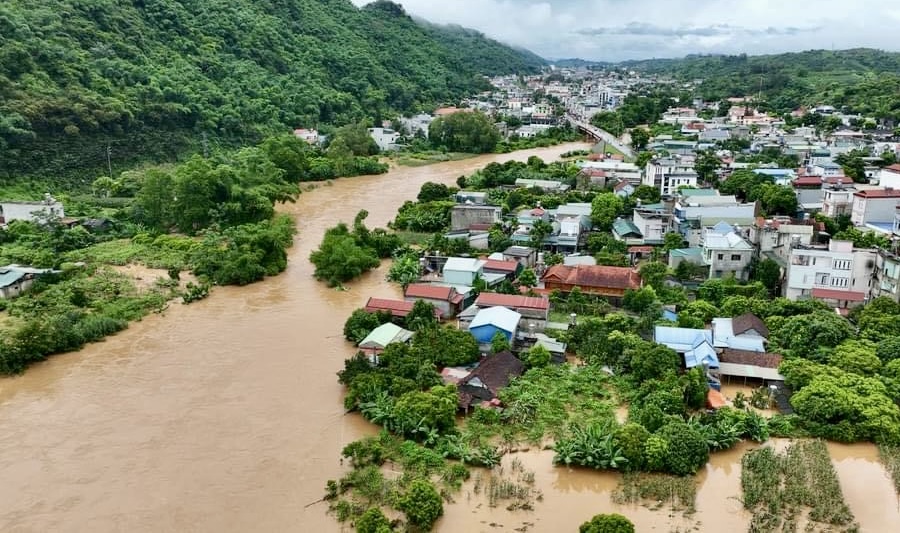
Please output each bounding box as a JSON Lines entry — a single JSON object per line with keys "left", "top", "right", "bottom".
{"left": 0, "top": 0, "right": 542, "bottom": 179}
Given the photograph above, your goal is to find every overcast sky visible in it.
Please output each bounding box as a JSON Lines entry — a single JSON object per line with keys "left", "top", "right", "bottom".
{"left": 352, "top": 0, "right": 900, "bottom": 61}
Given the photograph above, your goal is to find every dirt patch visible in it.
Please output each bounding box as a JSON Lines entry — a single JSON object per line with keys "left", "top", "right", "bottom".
{"left": 110, "top": 264, "right": 197, "bottom": 292}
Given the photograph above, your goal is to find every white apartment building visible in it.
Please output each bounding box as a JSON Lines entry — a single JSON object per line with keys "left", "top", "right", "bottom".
{"left": 644, "top": 158, "right": 699, "bottom": 197}
{"left": 821, "top": 183, "right": 856, "bottom": 218}
{"left": 748, "top": 217, "right": 816, "bottom": 267}
{"left": 633, "top": 208, "right": 672, "bottom": 245}
{"left": 878, "top": 164, "right": 900, "bottom": 188}
{"left": 702, "top": 222, "right": 754, "bottom": 281}
{"left": 784, "top": 240, "right": 876, "bottom": 307}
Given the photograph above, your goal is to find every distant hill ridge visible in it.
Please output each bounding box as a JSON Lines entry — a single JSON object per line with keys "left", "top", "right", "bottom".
{"left": 0, "top": 0, "right": 545, "bottom": 178}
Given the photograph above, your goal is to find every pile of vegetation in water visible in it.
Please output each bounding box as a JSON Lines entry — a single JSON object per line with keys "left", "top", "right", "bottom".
{"left": 878, "top": 445, "right": 900, "bottom": 496}
{"left": 741, "top": 441, "right": 858, "bottom": 532}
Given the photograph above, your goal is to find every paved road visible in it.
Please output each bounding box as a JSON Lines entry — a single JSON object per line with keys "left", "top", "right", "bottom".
{"left": 567, "top": 115, "right": 635, "bottom": 158}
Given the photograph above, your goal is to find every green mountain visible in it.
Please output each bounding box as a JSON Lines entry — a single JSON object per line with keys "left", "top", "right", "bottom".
{"left": 0, "top": 0, "right": 544, "bottom": 179}
{"left": 621, "top": 48, "right": 900, "bottom": 119}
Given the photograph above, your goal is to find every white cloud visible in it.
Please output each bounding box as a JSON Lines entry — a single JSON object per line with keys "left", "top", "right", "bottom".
{"left": 352, "top": 0, "right": 897, "bottom": 61}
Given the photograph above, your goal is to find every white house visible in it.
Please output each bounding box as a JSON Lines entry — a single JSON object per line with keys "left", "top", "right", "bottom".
{"left": 784, "top": 240, "right": 876, "bottom": 307}
{"left": 701, "top": 222, "right": 754, "bottom": 281}
{"left": 643, "top": 157, "right": 699, "bottom": 197}
{"left": 293, "top": 128, "right": 319, "bottom": 144}
{"left": 821, "top": 182, "right": 856, "bottom": 218}
{"left": 879, "top": 164, "right": 900, "bottom": 188}
{"left": 367, "top": 127, "right": 401, "bottom": 151}
{"left": 632, "top": 208, "right": 671, "bottom": 245}
{"left": 851, "top": 189, "right": 900, "bottom": 227}
{"left": 442, "top": 257, "right": 486, "bottom": 287}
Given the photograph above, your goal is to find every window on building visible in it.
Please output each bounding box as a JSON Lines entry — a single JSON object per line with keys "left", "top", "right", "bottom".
{"left": 830, "top": 277, "right": 849, "bottom": 288}
{"left": 717, "top": 253, "right": 724, "bottom": 260}
{"left": 833, "top": 259, "right": 851, "bottom": 270}
{"left": 731, "top": 254, "right": 741, "bottom": 261}
{"left": 815, "top": 272, "right": 830, "bottom": 285}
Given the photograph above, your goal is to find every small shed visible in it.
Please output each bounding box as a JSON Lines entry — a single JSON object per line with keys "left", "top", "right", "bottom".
{"left": 469, "top": 306, "right": 521, "bottom": 344}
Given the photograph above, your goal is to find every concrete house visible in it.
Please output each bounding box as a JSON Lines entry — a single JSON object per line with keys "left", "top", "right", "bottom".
{"left": 749, "top": 217, "right": 816, "bottom": 268}
{"left": 455, "top": 191, "right": 487, "bottom": 205}
{"left": 643, "top": 157, "right": 699, "bottom": 197}
{"left": 442, "top": 257, "right": 486, "bottom": 287}
{"left": 468, "top": 306, "right": 521, "bottom": 344}
{"left": 364, "top": 297, "right": 444, "bottom": 320}
{"left": 878, "top": 164, "right": 900, "bottom": 189}
{"left": 451, "top": 205, "right": 502, "bottom": 231}
{"left": 784, "top": 240, "right": 876, "bottom": 307}
{"left": 633, "top": 208, "right": 672, "bottom": 245}
{"left": 850, "top": 189, "right": 900, "bottom": 227}
{"left": 367, "top": 127, "right": 401, "bottom": 151}
{"left": 474, "top": 292, "right": 550, "bottom": 331}
{"left": 822, "top": 182, "right": 856, "bottom": 218}
{"left": 702, "top": 222, "right": 754, "bottom": 281}
{"left": 404, "top": 284, "right": 466, "bottom": 318}
{"left": 503, "top": 246, "right": 538, "bottom": 268}
{"left": 612, "top": 219, "right": 643, "bottom": 244}
{"left": 673, "top": 193, "right": 757, "bottom": 247}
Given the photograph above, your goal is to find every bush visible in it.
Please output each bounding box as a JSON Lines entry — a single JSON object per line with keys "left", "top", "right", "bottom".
{"left": 355, "top": 507, "right": 392, "bottom": 533}
{"left": 579, "top": 513, "right": 635, "bottom": 533}
{"left": 398, "top": 479, "right": 443, "bottom": 530}
{"left": 656, "top": 421, "right": 709, "bottom": 476}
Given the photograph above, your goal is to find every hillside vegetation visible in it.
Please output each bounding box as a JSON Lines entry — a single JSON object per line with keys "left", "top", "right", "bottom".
{"left": 623, "top": 48, "right": 900, "bottom": 118}
{"left": 0, "top": 0, "right": 543, "bottom": 181}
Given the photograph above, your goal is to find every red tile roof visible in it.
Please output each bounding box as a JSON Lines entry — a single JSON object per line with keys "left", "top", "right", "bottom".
{"left": 364, "top": 297, "right": 443, "bottom": 318}
{"left": 541, "top": 265, "right": 641, "bottom": 290}
{"left": 885, "top": 164, "right": 900, "bottom": 173}
{"left": 810, "top": 288, "right": 867, "bottom": 302}
{"left": 483, "top": 259, "right": 519, "bottom": 273}
{"left": 580, "top": 168, "right": 606, "bottom": 177}
{"left": 405, "top": 284, "right": 455, "bottom": 301}
{"left": 793, "top": 176, "right": 823, "bottom": 187}
{"left": 853, "top": 189, "right": 900, "bottom": 198}
{"left": 628, "top": 245, "right": 654, "bottom": 253}
{"left": 475, "top": 292, "right": 549, "bottom": 311}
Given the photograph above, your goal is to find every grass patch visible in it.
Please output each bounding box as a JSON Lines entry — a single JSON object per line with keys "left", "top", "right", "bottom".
{"left": 741, "top": 440, "right": 858, "bottom": 532}
{"left": 878, "top": 445, "right": 900, "bottom": 495}
{"left": 394, "top": 151, "right": 477, "bottom": 167}
{"left": 63, "top": 236, "right": 197, "bottom": 270}
{"left": 613, "top": 472, "right": 697, "bottom": 515}
{"left": 394, "top": 230, "right": 434, "bottom": 246}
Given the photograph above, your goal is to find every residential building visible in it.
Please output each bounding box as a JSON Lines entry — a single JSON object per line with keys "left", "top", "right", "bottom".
{"left": 579, "top": 160, "right": 642, "bottom": 184}
{"left": 399, "top": 114, "right": 433, "bottom": 138}
{"left": 367, "top": 127, "right": 401, "bottom": 151}
{"left": 358, "top": 323, "right": 413, "bottom": 363}
{"left": 403, "top": 284, "right": 465, "bottom": 318}
{"left": 878, "top": 164, "right": 900, "bottom": 189}
{"left": 468, "top": 306, "right": 521, "bottom": 344}
{"left": 475, "top": 293, "right": 550, "bottom": 331}
{"left": 821, "top": 182, "right": 856, "bottom": 218}
{"left": 514, "top": 178, "right": 569, "bottom": 192}
{"left": 443, "top": 257, "right": 487, "bottom": 287}
{"left": 612, "top": 218, "right": 643, "bottom": 244}
{"left": 292, "top": 128, "right": 319, "bottom": 144}
{"left": 364, "top": 298, "right": 444, "bottom": 319}
{"left": 482, "top": 259, "right": 521, "bottom": 280}
{"left": 874, "top": 247, "right": 900, "bottom": 302}
{"left": 540, "top": 264, "right": 641, "bottom": 301}
{"left": 643, "top": 158, "right": 699, "bottom": 196}
{"left": 613, "top": 180, "right": 635, "bottom": 198}
{"left": 632, "top": 208, "right": 672, "bottom": 245}
{"left": 701, "top": 222, "right": 754, "bottom": 281}
{"left": 503, "top": 246, "right": 538, "bottom": 268}
{"left": 784, "top": 240, "right": 876, "bottom": 307}
{"left": 653, "top": 326, "right": 719, "bottom": 369}
{"left": 850, "top": 189, "right": 900, "bottom": 227}
{"left": 0, "top": 195, "right": 65, "bottom": 224}
{"left": 450, "top": 205, "right": 502, "bottom": 231}
{"left": 711, "top": 313, "right": 769, "bottom": 352}
{"left": 456, "top": 351, "right": 525, "bottom": 410}
{"left": 717, "top": 350, "right": 785, "bottom": 382}
{"left": 672, "top": 192, "right": 757, "bottom": 247}
{"left": 0, "top": 265, "right": 56, "bottom": 299}
{"left": 749, "top": 216, "right": 816, "bottom": 268}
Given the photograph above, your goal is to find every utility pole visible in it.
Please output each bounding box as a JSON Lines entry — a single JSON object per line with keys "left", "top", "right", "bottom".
{"left": 106, "top": 144, "right": 113, "bottom": 178}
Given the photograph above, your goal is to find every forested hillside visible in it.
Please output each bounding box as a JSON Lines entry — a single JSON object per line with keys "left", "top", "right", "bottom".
{"left": 624, "top": 48, "right": 900, "bottom": 119}
{"left": 0, "top": 0, "right": 543, "bottom": 181}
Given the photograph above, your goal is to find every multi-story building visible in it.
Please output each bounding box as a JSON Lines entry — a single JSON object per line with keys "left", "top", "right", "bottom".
{"left": 643, "top": 157, "right": 699, "bottom": 197}
{"left": 872, "top": 207, "right": 900, "bottom": 302}
{"left": 878, "top": 164, "right": 900, "bottom": 188}
{"left": 784, "top": 240, "right": 876, "bottom": 308}
{"left": 701, "top": 222, "right": 754, "bottom": 281}
{"left": 632, "top": 207, "right": 672, "bottom": 245}
{"left": 672, "top": 193, "right": 758, "bottom": 247}
{"left": 748, "top": 217, "right": 816, "bottom": 267}
{"left": 821, "top": 182, "right": 856, "bottom": 218}
{"left": 850, "top": 189, "right": 900, "bottom": 227}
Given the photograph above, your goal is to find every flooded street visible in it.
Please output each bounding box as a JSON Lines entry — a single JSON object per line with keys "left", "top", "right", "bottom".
{"left": 1, "top": 140, "right": 897, "bottom": 532}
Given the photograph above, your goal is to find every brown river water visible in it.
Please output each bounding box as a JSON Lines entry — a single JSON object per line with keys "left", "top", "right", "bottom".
{"left": 1, "top": 142, "right": 898, "bottom": 532}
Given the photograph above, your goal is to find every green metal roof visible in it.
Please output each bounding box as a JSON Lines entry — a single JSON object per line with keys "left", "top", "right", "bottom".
{"left": 358, "top": 323, "right": 413, "bottom": 349}
{"left": 680, "top": 189, "right": 718, "bottom": 197}
{"left": 670, "top": 247, "right": 704, "bottom": 258}
{"left": 612, "top": 219, "right": 642, "bottom": 237}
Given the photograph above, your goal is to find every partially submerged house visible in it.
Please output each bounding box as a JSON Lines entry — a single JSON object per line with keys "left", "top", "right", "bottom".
{"left": 473, "top": 292, "right": 551, "bottom": 331}
{"left": 0, "top": 265, "right": 57, "bottom": 299}
{"left": 456, "top": 351, "right": 525, "bottom": 409}
{"left": 364, "top": 297, "right": 444, "bottom": 320}
{"left": 357, "top": 323, "right": 413, "bottom": 363}
{"left": 718, "top": 349, "right": 785, "bottom": 383}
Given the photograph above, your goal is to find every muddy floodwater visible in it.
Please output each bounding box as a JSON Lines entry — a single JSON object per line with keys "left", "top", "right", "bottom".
{"left": 1, "top": 142, "right": 898, "bottom": 532}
